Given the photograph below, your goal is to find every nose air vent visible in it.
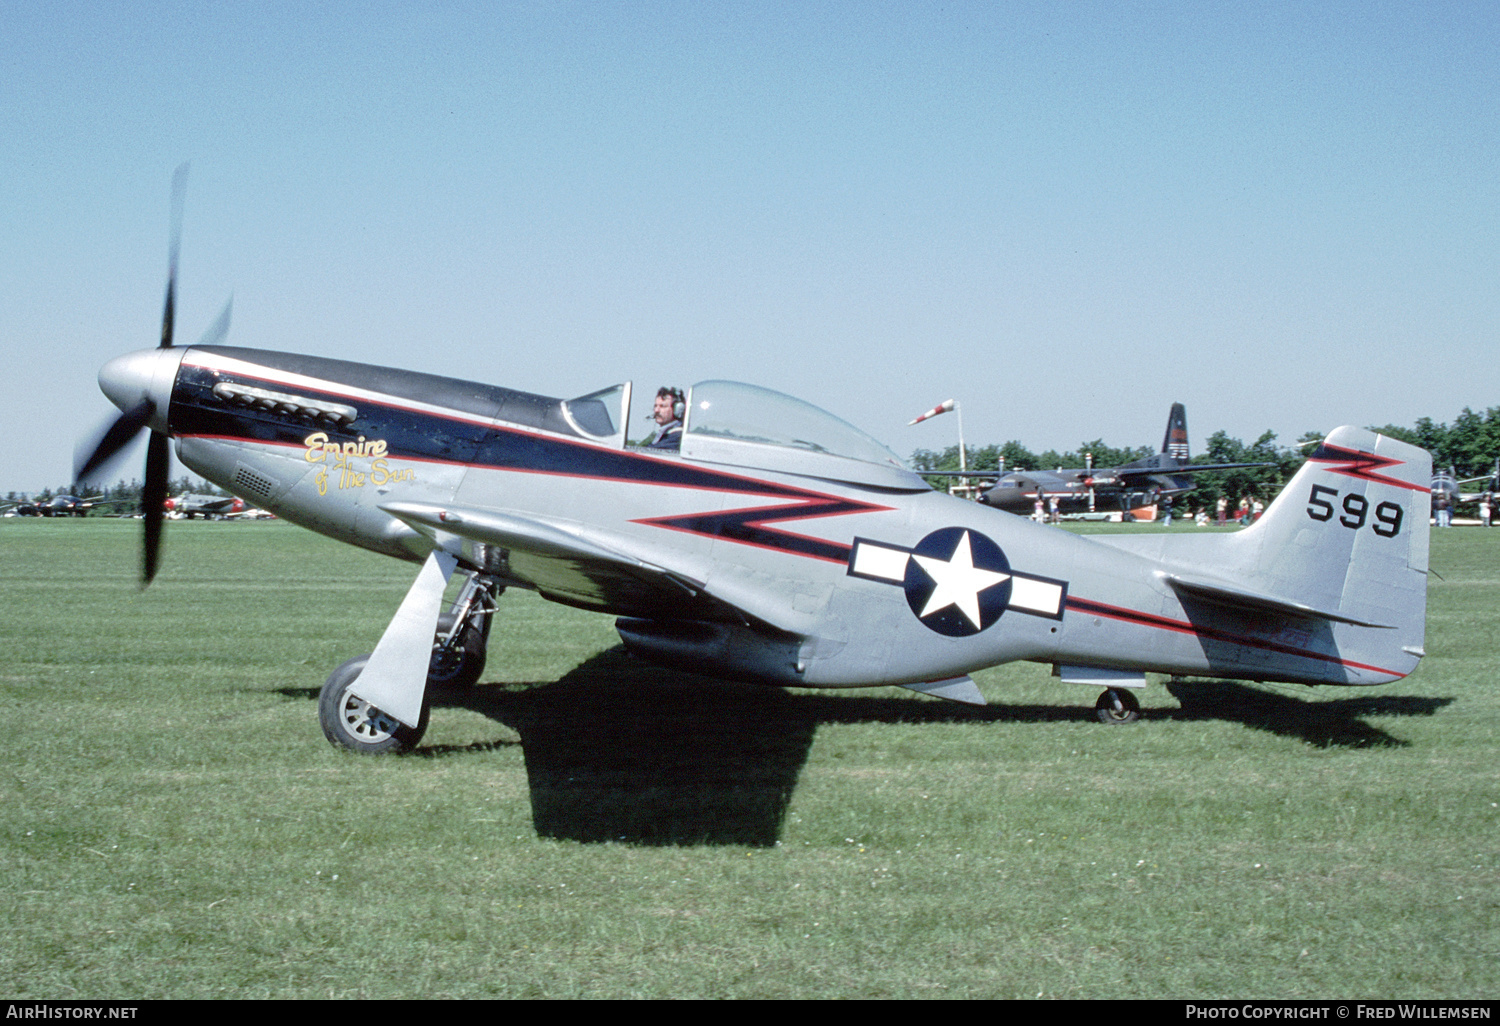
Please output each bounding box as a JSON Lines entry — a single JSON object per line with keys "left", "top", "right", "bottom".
{"left": 212, "top": 382, "right": 358, "bottom": 426}
{"left": 232, "top": 465, "right": 278, "bottom": 500}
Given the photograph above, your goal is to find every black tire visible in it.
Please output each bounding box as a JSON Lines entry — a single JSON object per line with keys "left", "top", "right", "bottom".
{"left": 318, "top": 654, "right": 428, "bottom": 753}
{"left": 427, "top": 612, "right": 487, "bottom": 689}
{"left": 1094, "top": 687, "right": 1141, "bottom": 725}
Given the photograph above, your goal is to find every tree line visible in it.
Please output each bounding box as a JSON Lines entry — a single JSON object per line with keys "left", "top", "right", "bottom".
{"left": 910, "top": 405, "right": 1500, "bottom": 513}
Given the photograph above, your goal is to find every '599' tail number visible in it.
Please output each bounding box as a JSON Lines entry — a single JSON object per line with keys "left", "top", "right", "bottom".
{"left": 1307, "top": 484, "right": 1403, "bottom": 537}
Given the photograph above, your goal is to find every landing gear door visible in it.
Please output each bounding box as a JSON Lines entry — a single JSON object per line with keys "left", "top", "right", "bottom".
{"left": 561, "top": 382, "right": 632, "bottom": 449}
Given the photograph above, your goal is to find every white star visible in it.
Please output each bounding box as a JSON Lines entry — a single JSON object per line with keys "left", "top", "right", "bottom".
{"left": 910, "top": 531, "right": 1011, "bottom": 628}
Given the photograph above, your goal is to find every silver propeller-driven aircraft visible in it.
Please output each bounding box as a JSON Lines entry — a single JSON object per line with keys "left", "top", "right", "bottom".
{"left": 165, "top": 492, "right": 245, "bottom": 519}
{"left": 78, "top": 192, "right": 1433, "bottom": 752}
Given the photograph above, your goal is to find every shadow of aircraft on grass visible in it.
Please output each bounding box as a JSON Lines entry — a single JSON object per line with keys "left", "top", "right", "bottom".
{"left": 277, "top": 650, "right": 1452, "bottom": 844}
{"left": 425, "top": 647, "right": 1040, "bottom": 848}
{"left": 275, "top": 649, "right": 1053, "bottom": 848}
{"left": 1163, "top": 679, "right": 1452, "bottom": 749}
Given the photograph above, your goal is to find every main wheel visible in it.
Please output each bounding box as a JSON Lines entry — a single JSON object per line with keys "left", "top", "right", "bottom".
{"left": 318, "top": 654, "right": 428, "bottom": 753}
{"left": 427, "top": 612, "right": 488, "bottom": 689}
{"left": 1094, "top": 687, "right": 1141, "bottom": 725}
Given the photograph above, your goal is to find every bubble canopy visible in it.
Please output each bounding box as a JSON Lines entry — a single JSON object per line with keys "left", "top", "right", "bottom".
{"left": 680, "top": 380, "right": 921, "bottom": 489}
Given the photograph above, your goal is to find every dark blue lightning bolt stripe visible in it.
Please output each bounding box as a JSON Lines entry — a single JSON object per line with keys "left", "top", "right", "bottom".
{"left": 634, "top": 492, "right": 893, "bottom": 565}
{"left": 170, "top": 348, "right": 891, "bottom": 564}
{"left": 1307, "top": 443, "right": 1428, "bottom": 493}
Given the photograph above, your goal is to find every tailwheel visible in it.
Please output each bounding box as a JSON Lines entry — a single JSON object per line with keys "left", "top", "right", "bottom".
{"left": 319, "top": 654, "right": 428, "bottom": 754}
{"left": 1094, "top": 687, "right": 1141, "bottom": 725}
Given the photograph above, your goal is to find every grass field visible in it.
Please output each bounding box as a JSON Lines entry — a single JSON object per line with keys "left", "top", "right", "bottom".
{"left": 2, "top": 517, "right": 1496, "bottom": 999}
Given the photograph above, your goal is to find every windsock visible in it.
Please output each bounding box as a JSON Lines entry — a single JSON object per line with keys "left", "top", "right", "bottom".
{"left": 909, "top": 399, "right": 956, "bottom": 426}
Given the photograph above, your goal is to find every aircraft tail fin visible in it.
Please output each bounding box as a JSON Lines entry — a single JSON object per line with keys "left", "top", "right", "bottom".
{"left": 1161, "top": 402, "right": 1189, "bottom": 464}
{"left": 1210, "top": 426, "right": 1430, "bottom": 682}
{"left": 1121, "top": 403, "right": 1191, "bottom": 474}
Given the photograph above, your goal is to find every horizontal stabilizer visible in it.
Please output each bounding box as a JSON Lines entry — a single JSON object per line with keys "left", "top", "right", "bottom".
{"left": 1159, "top": 570, "right": 1395, "bottom": 629}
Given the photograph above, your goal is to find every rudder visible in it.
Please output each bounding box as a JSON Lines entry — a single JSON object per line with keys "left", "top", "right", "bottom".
{"left": 1162, "top": 402, "right": 1189, "bottom": 463}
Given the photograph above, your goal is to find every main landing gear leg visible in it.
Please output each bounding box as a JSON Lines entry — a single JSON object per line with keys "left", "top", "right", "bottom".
{"left": 428, "top": 572, "right": 503, "bottom": 689}
{"left": 320, "top": 560, "right": 507, "bottom": 753}
{"left": 319, "top": 549, "right": 455, "bottom": 754}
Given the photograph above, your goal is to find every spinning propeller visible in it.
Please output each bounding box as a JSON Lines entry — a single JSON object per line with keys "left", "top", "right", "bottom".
{"left": 75, "top": 165, "right": 230, "bottom": 585}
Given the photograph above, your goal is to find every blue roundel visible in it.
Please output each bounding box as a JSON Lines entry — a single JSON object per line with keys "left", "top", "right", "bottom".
{"left": 902, "top": 527, "right": 1013, "bottom": 636}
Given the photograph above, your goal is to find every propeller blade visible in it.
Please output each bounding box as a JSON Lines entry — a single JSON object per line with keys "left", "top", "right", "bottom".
{"left": 140, "top": 164, "right": 190, "bottom": 584}
{"left": 196, "top": 296, "right": 232, "bottom": 348}
{"left": 75, "top": 399, "right": 156, "bottom": 483}
{"left": 141, "top": 431, "right": 170, "bottom": 585}
{"left": 160, "top": 163, "right": 188, "bottom": 350}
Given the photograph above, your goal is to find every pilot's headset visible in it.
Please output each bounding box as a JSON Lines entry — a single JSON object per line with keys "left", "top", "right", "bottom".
{"left": 659, "top": 387, "right": 686, "bottom": 421}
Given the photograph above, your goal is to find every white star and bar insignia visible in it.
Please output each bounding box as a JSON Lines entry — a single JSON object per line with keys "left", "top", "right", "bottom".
{"left": 847, "top": 527, "right": 1067, "bottom": 636}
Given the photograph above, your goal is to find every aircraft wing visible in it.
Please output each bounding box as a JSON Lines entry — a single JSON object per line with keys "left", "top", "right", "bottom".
{"left": 379, "top": 501, "right": 785, "bottom": 631}
{"left": 1456, "top": 474, "right": 1495, "bottom": 500}
{"left": 1118, "top": 461, "right": 1275, "bottom": 484}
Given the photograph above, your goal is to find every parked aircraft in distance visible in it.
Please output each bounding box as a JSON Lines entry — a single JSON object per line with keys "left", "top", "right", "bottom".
{"left": 938, "top": 404, "right": 1272, "bottom": 517}
{"left": 2, "top": 494, "right": 108, "bottom": 517}
{"left": 1432, "top": 462, "right": 1498, "bottom": 506}
{"left": 165, "top": 492, "right": 245, "bottom": 519}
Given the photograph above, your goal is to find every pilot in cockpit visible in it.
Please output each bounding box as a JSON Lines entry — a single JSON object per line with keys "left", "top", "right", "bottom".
{"left": 648, "top": 386, "right": 685, "bottom": 450}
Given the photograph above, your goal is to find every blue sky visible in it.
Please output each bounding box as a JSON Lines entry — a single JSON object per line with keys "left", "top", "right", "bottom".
{"left": 4, "top": 1, "right": 1496, "bottom": 493}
